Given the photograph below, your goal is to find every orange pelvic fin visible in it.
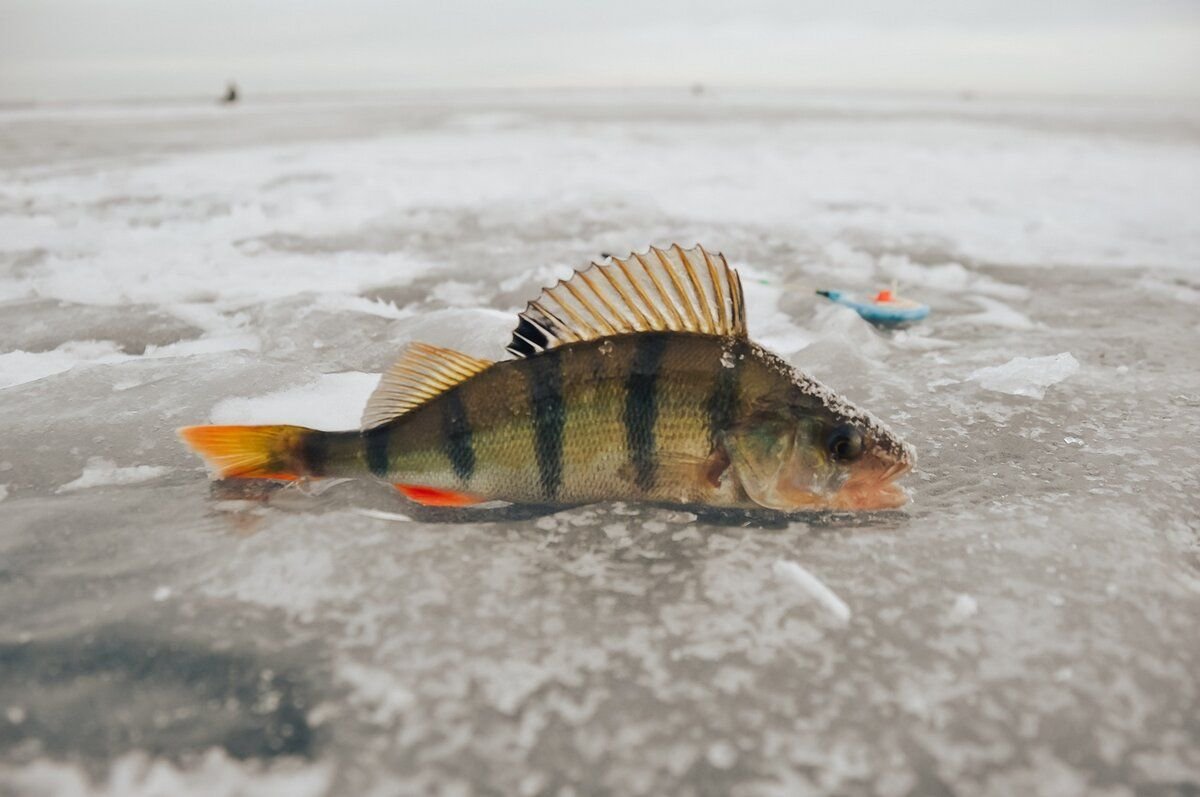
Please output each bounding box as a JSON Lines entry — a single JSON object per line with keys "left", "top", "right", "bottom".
{"left": 393, "top": 484, "right": 483, "bottom": 507}
{"left": 179, "top": 424, "right": 312, "bottom": 481}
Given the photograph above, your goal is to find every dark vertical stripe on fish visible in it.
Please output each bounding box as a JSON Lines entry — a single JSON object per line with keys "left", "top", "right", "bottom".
{"left": 299, "top": 430, "right": 329, "bottom": 477}
{"left": 440, "top": 388, "right": 475, "bottom": 483}
{"left": 705, "top": 338, "right": 743, "bottom": 448}
{"left": 624, "top": 334, "right": 669, "bottom": 492}
{"left": 364, "top": 425, "right": 390, "bottom": 478}
{"left": 526, "top": 350, "right": 566, "bottom": 500}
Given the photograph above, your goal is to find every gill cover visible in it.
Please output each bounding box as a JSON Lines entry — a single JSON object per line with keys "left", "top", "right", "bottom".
{"left": 724, "top": 416, "right": 834, "bottom": 510}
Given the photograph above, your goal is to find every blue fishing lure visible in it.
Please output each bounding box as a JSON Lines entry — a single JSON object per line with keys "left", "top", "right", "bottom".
{"left": 817, "top": 289, "right": 930, "bottom": 327}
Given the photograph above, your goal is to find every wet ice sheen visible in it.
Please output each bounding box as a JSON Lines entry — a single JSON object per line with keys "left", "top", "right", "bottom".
{"left": 1, "top": 90, "right": 1199, "bottom": 796}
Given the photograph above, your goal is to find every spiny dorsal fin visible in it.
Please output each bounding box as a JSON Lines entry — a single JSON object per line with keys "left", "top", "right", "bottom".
{"left": 506, "top": 244, "right": 747, "bottom": 358}
{"left": 361, "top": 342, "right": 493, "bottom": 429}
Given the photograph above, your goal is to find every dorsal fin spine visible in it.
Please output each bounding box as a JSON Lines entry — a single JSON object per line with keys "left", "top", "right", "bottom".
{"left": 578, "top": 269, "right": 632, "bottom": 334}
{"left": 513, "top": 312, "right": 556, "bottom": 354}
{"left": 529, "top": 300, "right": 581, "bottom": 342}
{"left": 548, "top": 286, "right": 596, "bottom": 338}
{"left": 598, "top": 263, "right": 652, "bottom": 330}
{"left": 732, "top": 268, "right": 746, "bottom": 333}
{"left": 634, "top": 252, "right": 685, "bottom": 328}
{"left": 390, "top": 364, "right": 452, "bottom": 384}
{"left": 569, "top": 277, "right": 621, "bottom": 336}
{"left": 700, "top": 247, "right": 728, "bottom": 331}
{"left": 504, "top": 244, "right": 748, "bottom": 358}
{"left": 559, "top": 278, "right": 613, "bottom": 337}
{"left": 615, "top": 257, "right": 667, "bottom": 329}
{"left": 678, "top": 244, "right": 716, "bottom": 332}
{"left": 653, "top": 246, "right": 701, "bottom": 330}
{"left": 361, "top": 342, "right": 493, "bottom": 429}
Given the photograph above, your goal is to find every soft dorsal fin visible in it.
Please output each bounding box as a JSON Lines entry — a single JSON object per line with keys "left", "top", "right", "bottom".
{"left": 506, "top": 244, "right": 747, "bottom": 358}
{"left": 361, "top": 342, "right": 493, "bottom": 429}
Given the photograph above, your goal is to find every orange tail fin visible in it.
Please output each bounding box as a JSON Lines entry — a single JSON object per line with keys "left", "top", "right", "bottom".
{"left": 178, "top": 424, "right": 315, "bottom": 481}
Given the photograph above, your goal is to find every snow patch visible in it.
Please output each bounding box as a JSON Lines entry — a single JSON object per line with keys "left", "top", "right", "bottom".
{"left": 210, "top": 371, "right": 380, "bottom": 430}
{"left": 0, "top": 749, "right": 331, "bottom": 797}
{"left": 0, "top": 341, "right": 130, "bottom": 389}
{"left": 56, "top": 458, "right": 172, "bottom": 493}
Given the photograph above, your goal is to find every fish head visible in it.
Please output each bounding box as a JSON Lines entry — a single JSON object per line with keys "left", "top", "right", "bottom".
{"left": 724, "top": 371, "right": 915, "bottom": 512}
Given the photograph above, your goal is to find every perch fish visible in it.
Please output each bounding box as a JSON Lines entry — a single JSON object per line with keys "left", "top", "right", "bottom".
{"left": 181, "top": 245, "right": 914, "bottom": 510}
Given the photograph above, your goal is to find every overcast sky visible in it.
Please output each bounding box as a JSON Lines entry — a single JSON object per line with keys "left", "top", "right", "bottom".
{"left": 2, "top": 0, "right": 1198, "bottom": 102}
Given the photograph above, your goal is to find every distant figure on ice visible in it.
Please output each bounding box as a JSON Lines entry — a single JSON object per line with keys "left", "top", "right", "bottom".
{"left": 222, "top": 82, "right": 238, "bottom": 104}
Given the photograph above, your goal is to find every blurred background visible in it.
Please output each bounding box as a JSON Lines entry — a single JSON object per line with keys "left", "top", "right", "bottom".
{"left": 3, "top": 0, "right": 1198, "bottom": 102}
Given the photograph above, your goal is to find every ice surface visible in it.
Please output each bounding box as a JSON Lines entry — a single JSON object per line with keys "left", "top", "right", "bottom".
{"left": 968, "top": 352, "right": 1081, "bottom": 398}
{"left": 1, "top": 90, "right": 1199, "bottom": 796}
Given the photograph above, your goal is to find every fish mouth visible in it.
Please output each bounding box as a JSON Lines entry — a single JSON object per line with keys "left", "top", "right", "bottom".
{"left": 828, "top": 459, "right": 912, "bottom": 511}
{"left": 738, "top": 459, "right": 912, "bottom": 512}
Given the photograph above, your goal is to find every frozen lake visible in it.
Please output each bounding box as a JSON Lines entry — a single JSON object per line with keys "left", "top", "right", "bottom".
{"left": 1, "top": 90, "right": 1199, "bottom": 795}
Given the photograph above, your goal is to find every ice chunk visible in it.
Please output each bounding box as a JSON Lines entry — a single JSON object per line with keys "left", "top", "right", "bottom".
{"left": 314, "top": 293, "right": 413, "bottom": 320}
{"left": 210, "top": 371, "right": 380, "bottom": 430}
{"left": 0, "top": 341, "right": 130, "bottom": 389}
{"left": 56, "top": 457, "right": 172, "bottom": 493}
{"left": 957, "top": 296, "right": 1035, "bottom": 329}
{"left": 772, "top": 560, "right": 852, "bottom": 624}
{"left": 967, "top": 353, "right": 1080, "bottom": 399}
{"left": 0, "top": 336, "right": 259, "bottom": 391}
{"left": 141, "top": 334, "right": 259, "bottom": 358}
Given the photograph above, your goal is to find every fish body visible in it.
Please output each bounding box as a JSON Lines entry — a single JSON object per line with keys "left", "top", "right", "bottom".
{"left": 182, "top": 245, "right": 914, "bottom": 511}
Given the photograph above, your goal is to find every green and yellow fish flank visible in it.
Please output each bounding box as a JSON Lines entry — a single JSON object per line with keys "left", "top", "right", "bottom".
{"left": 181, "top": 245, "right": 914, "bottom": 511}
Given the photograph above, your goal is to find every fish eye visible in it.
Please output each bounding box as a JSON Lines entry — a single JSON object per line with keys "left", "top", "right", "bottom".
{"left": 826, "top": 424, "right": 863, "bottom": 462}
